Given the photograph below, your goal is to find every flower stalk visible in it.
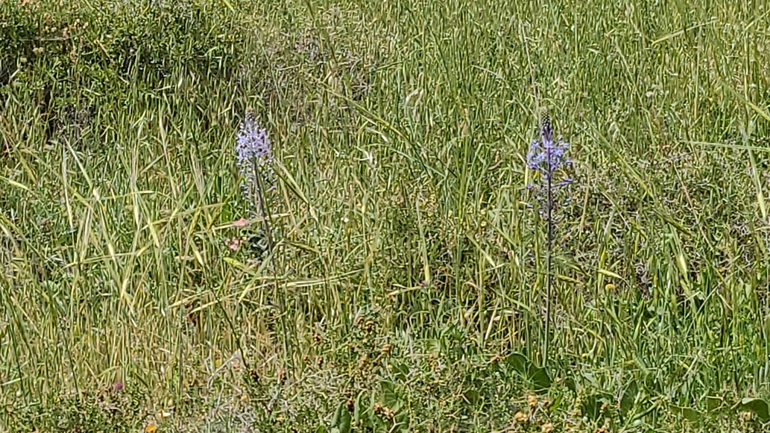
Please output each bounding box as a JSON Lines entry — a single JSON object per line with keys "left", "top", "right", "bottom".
{"left": 526, "top": 114, "right": 571, "bottom": 366}
{"left": 236, "top": 111, "right": 276, "bottom": 255}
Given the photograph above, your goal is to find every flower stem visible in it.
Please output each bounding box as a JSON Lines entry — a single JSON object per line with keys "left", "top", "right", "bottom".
{"left": 251, "top": 156, "right": 292, "bottom": 371}
{"left": 251, "top": 159, "right": 274, "bottom": 254}
{"left": 544, "top": 150, "right": 553, "bottom": 367}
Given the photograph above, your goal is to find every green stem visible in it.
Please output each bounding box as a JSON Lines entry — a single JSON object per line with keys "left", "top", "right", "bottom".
{"left": 544, "top": 156, "right": 553, "bottom": 368}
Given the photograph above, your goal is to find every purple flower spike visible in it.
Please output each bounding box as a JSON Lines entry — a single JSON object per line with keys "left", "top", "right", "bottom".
{"left": 525, "top": 114, "right": 573, "bottom": 367}
{"left": 526, "top": 114, "right": 572, "bottom": 224}
{"left": 526, "top": 115, "right": 571, "bottom": 183}
{"left": 237, "top": 113, "right": 272, "bottom": 164}
{"left": 235, "top": 110, "right": 277, "bottom": 254}
{"left": 236, "top": 112, "right": 276, "bottom": 214}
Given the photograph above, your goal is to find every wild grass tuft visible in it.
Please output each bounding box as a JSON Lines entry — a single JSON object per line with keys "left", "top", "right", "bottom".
{"left": 2, "top": 0, "right": 770, "bottom": 432}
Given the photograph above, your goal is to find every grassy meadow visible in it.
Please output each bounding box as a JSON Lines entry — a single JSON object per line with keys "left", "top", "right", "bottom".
{"left": 2, "top": 0, "right": 770, "bottom": 431}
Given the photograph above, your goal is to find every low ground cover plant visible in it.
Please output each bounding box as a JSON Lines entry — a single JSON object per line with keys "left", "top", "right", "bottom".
{"left": 2, "top": 0, "right": 770, "bottom": 431}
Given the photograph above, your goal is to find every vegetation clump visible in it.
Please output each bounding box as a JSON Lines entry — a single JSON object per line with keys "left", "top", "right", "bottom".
{"left": 2, "top": 0, "right": 770, "bottom": 432}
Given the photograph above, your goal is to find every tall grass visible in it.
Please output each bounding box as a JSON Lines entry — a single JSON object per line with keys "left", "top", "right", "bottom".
{"left": 1, "top": 0, "right": 770, "bottom": 431}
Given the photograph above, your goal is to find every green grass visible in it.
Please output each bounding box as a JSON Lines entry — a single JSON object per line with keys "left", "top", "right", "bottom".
{"left": 1, "top": 0, "right": 770, "bottom": 431}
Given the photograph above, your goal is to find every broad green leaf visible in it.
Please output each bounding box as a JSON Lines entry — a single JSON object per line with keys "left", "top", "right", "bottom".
{"left": 338, "top": 408, "right": 352, "bottom": 433}
{"left": 581, "top": 394, "right": 600, "bottom": 420}
{"left": 529, "top": 366, "right": 552, "bottom": 391}
{"left": 331, "top": 401, "right": 343, "bottom": 427}
{"left": 353, "top": 392, "right": 364, "bottom": 425}
{"left": 381, "top": 380, "right": 399, "bottom": 408}
{"left": 391, "top": 362, "right": 409, "bottom": 382}
{"left": 670, "top": 405, "right": 702, "bottom": 422}
{"left": 504, "top": 353, "right": 528, "bottom": 375}
{"left": 620, "top": 381, "right": 639, "bottom": 416}
{"left": 740, "top": 397, "right": 770, "bottom": 421}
